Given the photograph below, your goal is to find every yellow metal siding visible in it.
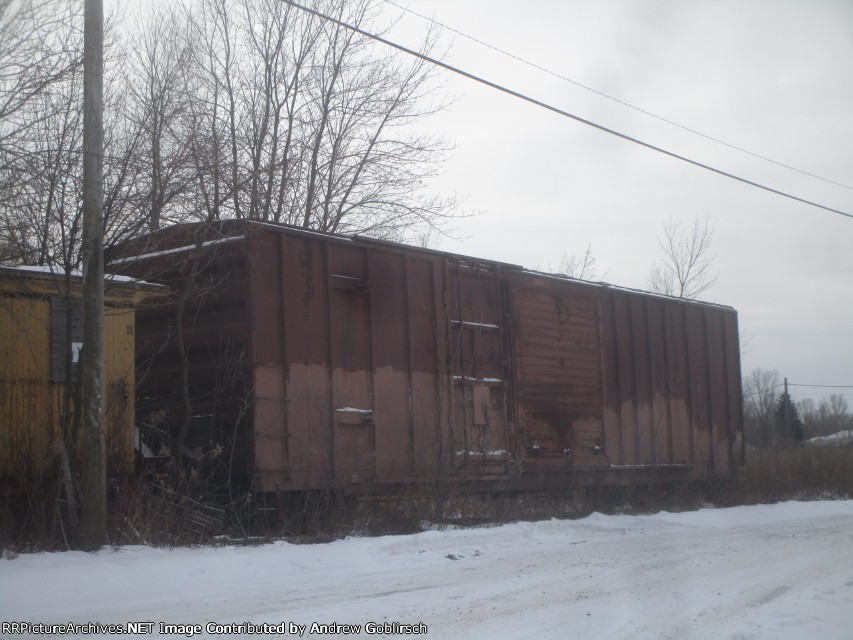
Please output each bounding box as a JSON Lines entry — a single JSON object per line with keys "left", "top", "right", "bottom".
{"left": 0, "top": 296, "right": 137, "bottom": 479}
{"left": 0, "top": 297, "right": 53, "bottom": 477}
{"left": 105, "top": 307, "right": 136, "bottom": 473}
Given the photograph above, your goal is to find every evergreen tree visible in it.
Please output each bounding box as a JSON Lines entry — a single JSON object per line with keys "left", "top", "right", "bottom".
{"left": 775, "top": 392, "right": 805, "bottom": 442}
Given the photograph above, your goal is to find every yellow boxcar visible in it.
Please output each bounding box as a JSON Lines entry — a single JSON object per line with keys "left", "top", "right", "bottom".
{"left": 0, "top": 266, "right": 166, "bottom": 486}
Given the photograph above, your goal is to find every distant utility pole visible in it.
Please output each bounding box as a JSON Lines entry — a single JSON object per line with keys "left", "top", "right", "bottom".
{"left": 783, "top": 377, "right": 790, "bottom": 442}
{"left": 79, "top": 0, "right": 106, "bottom": 550}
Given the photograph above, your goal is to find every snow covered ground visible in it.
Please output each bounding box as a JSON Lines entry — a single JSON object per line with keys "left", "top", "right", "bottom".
{"left": 2, "top": 500, "right": 852, "bottom": 640}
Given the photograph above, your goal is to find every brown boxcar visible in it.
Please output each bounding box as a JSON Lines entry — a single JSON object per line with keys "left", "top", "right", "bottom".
{"left": 108, "top": 220, "right": 744, "bottom": 494}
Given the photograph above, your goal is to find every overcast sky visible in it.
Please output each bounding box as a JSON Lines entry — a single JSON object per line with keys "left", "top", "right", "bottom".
{"left": 371, "top": 0, "right": 853, "bottom": 403}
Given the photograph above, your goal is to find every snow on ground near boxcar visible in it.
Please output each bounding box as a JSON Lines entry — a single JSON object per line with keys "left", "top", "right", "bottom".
{"left": 3, "top": 501, "right": 853, "bottom": 640}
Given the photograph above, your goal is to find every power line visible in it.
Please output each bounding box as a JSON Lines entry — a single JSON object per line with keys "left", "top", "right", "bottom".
{"left": 771, "top": 382, "right": 853, "bottom": 391}
{"left": 382, "top": 0, "right": 853, "bottom": 192}
{"left": 789, "top": 383, "right": 853, "bottom": 389}
{"left": 281, "top": 0, "right": 853, "bottom": 221}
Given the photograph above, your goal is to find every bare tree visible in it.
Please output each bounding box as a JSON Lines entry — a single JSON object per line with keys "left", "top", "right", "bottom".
{"left": 0, "top": 3, "right": 83, "bottom": 268}
{"left": 800, "top": 394, "right": 853, "bottom": 438}
{"left": 648, "top": 214, "right": 717, "bottom": 299}
{"left": 743, "top": 368, "right": 781, "bottom": 447}
{"left": 302, "top": 3, "right": 454, "bottom": 241}
{"left": 123, "top": 5, "right": 196, "bottom": 231}
{"left": 0, "top": 5, "right": 147, "bottom": 268}
{"left": 2, "top": 0, "right": 459, "bottom": 265}
{"left": 825, "top": 394, "right": 851, "bottom": 430}
{"left": 0, "top": 0, "right": 81, "bottom": 169}
{"left": 797, "top": 397, "right": 817, "bottom": 431}
{"left": 551, "top": 243, "right": 606, "bottom": 280}
{"left": 178, "top": 0, "right": 454, "bottom": 240}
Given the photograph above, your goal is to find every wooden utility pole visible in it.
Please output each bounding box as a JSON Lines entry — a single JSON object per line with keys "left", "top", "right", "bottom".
{"left": 79, "top": 0, "right": 106, "bottom": 550}
{"left": 783, "top": 377, "right": 790, "bottom": 442}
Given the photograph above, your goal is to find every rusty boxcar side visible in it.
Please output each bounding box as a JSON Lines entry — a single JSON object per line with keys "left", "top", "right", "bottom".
{"left": 507, "top": 271, "right": 743, "bottom": 482}
{"left": 109, "top": 220, "right": 743, "bottom": 494}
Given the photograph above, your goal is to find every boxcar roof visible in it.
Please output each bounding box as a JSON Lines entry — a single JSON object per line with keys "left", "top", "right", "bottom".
{"left": 106, "top": 219, "right": 736, "bottom": 314}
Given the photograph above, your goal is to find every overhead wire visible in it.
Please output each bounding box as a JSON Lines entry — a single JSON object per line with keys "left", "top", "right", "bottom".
{"left": 789, "top": 383, "right": 853, "bottom": 389}
{"left": 769, "top": 382, "right": 853, "bottom": 392}
{"left": 281, "top": 0, "right": 853, "bottom": 220}
{"left": 382, "top": 0, "right": 853, "bottom": 192}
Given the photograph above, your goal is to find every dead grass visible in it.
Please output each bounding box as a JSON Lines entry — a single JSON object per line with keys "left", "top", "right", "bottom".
{"left": 4, "top": 444, "right": 852, "bottom": 552}
{"left": 0, "top": 474, "right": 67, "bottom": 554}
{"left": 322, "top": 445, "right": 853, "bottom": 535}
{"left": 108, "top": 472, "right": 228, "bottom": 547}
{"left": 711, "top": 444, "right": 853, "bottom": 506}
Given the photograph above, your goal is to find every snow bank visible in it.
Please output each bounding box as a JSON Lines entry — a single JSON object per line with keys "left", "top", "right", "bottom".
{"left": 808, "top": 430, "right": 853, "bottom": 445}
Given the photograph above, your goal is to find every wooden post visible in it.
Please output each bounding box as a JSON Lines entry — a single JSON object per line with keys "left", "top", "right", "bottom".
{"left": 784, "top": 377, "right": 790, "bottom": 442}
{"left": 79, "top": 0, "right": 106, "bottom": 550}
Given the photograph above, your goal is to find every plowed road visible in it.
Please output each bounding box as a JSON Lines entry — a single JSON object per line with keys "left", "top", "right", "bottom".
{"left": 2, "top": 501, "right": 852, "bottom": 639}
